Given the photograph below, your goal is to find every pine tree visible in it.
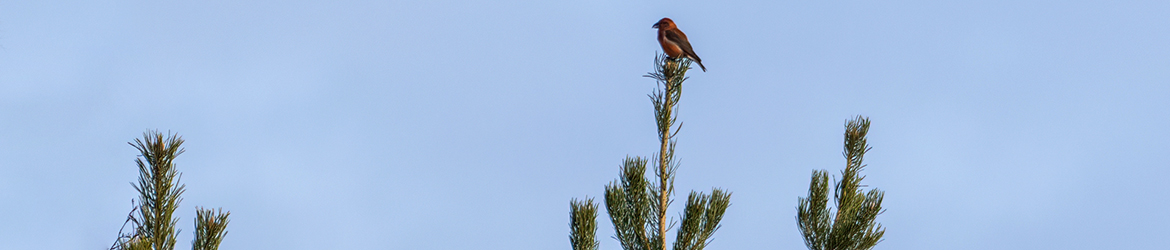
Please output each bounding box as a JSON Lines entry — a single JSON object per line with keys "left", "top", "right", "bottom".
{"left": 796, "top": 116, "right": 886, "bottom": 250}
{"left": 571, "top": 56, "right": 730, "bottom": 250}
{"left": 111, "top": 131, "right": 230, "bottom": 250}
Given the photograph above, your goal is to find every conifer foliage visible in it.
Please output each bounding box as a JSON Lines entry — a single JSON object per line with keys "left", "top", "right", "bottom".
{"left": 112, "top": 131, "right": 230, "bottom": 250}
{"left": 796, "top": 116, "right": 886, "bottom": 250}
{"left": 569, "top": 198, "right": 599, "bottom": 250}
{"left": 571, "top": 56, "right": 730, "bottom": 250}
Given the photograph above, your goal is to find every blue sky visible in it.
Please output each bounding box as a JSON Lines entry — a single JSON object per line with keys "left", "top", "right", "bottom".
{"left": 2, "top": 1, "right": 1169, "bottom": 249}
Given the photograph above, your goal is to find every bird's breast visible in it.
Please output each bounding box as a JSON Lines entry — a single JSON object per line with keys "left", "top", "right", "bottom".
{"left": 657, "top": 32, "right": 684, "bottom": 58}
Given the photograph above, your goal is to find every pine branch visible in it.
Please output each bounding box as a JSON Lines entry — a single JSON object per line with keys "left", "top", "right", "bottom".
{"left": 130, "top": 131, "right": 186, "bottom": 250}
{"left": 672, "top": 189, "right": 731, "bottom": 250}
{"left": 796, "top": 116, "right": 886, "bottom": 250}
{"left": 605, "top": 157, "right": 653, "bottom": 250}
{"left": 112, "top": 131, "right": 232, "bottom": 250}
{"left": 796, "top": 171, "right": 831, "bottom": 250}
{"left": 193, "top": 207, "right": 230, "bottom": 250}
{"left": 570, "top": 198, "right": 599, "bottom": 250}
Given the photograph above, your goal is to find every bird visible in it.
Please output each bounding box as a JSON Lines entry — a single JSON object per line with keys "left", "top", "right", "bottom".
{"left": 653, "top": 17, "right": 706, "bottom": 72}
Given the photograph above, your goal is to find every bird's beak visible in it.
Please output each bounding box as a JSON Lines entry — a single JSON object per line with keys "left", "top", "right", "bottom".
{"left": 652, "top": 23, "right": 659, "bottom": 29}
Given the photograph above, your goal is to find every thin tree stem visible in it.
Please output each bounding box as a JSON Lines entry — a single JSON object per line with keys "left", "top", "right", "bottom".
{"left": 658, "top": 79, "right": 672, "bottom": 250}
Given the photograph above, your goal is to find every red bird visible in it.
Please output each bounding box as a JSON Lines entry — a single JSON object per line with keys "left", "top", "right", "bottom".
{"left": 653, "top": 18, "right": 706, "bottom": 72}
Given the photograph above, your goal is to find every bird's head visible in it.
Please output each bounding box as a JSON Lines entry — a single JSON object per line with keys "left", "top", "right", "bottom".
{"left": 652, "top": 18, "right": 675, "bottom": 29}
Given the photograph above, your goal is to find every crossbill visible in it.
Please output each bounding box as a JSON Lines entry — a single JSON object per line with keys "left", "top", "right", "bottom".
{"left": 653, "top": 18, "right": 706, "bottom": 72}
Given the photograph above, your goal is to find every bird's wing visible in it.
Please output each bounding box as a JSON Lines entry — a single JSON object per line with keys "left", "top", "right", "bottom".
{"left": 664, "top": 29, "right": 701, "bottom": 61}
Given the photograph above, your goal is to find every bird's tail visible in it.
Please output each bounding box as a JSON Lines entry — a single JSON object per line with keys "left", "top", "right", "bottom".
{"left": 696, "top": 60, "right": 706, "bottom": 72}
